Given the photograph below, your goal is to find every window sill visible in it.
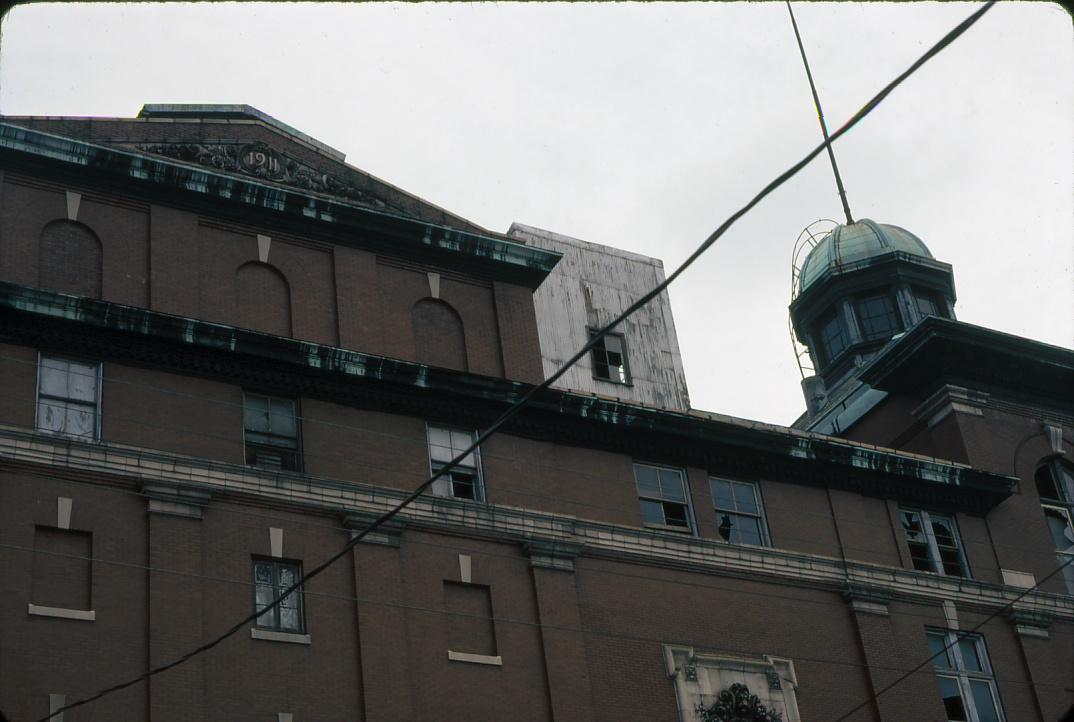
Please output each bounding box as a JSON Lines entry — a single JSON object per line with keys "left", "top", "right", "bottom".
{"left": 28, "top": 603, "right": 95, "bottom": 621}
{"left": 643, "top": 523, "right": 694, "bottom": 535}
{"left": 448, "top": 650, "right": 502, "bottom": 666}
{"left": 251, "top": 628, "right": 311, "bottom": 645}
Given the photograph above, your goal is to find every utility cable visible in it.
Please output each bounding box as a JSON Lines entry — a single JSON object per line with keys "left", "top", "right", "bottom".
{"left": 40, "top": 3, "right": 997, "bottom": 718}
{"left": 832, "top": 551, "right": 1074, "bottom": 721}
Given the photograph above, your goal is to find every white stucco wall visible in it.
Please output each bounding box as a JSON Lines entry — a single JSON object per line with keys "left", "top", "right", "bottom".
{"left": 508, "top": 223, "right": 690, "bottom": 410}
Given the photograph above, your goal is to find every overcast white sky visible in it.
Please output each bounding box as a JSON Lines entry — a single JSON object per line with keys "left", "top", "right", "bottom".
{"left": 1, "top": 2, "right": 1070, "bottom": 425}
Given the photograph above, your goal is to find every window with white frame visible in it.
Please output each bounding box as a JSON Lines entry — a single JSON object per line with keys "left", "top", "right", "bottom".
{"left": 253, "top": 558, "right": 304, "bottom": 633}
{"left": 243, "top": 393, "right": 301, "bottom": 471}
{"left": 710, "top": 477, "right": 770, "bottom": 546}
{"left": 589, "top": 329, "right": 630, "bottom": 384}
{"left": 1035, "top": 460, "right": 1074, "bottom": 594}
{"left": 900, "top": 509, "right": 969, "bottom": 577}
{"left": 634, "top": 463, "right": 693, "bottom": 533}
{"left": 427, "top": 426, "right": 483, "bottom": 501}
{"left": 36, "top": 355, "right": 101, "bottom": 441}
{"left": 926, "top": 629, "right": 1005, "bottom": 722}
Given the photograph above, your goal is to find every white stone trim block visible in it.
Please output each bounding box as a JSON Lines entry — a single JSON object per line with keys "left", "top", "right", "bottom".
{"left": 448, "top": 650, "right": 502, "bottom": 666}
{"left": 29, "top": 604, "right": 95, "bottom": 622}
{"left": 251, "top": 628, "right": 311, "bottom": 645}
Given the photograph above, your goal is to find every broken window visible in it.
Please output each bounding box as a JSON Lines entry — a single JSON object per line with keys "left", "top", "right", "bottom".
{"left": 816, "top": 308, "right": 850, "bottom": 365}
{"left": 1035, "top": 461, "right": 1074, "bottom": 594}
{"left": 37, "top": 355, "right": 100, "bottom": 441}
{"left": 428, "top": 425, "right": 483, "bottom": 501}
{"left": 253, "top": 558, "right": 304, "bottom": 633}
{"left": 926, "top": 630, "right": 1005, "bottom": 722}
{"left": 590, "top": 330, "right": 630, "bottom": 384}
{"left": 710, "top": 477, "right": 770, "bottom": 546}
{"left": 901, "top": 509, "right": 969, "bottom": 577}
{"left": 243, "top": 393, "right": 301, "bottom": 471}
{"left": 634, "top": 463, "right": 693, "bottom": 533}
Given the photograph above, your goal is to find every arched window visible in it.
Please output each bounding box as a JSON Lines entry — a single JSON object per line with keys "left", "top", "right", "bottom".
{"left": 1035, "top": 460, "right": 1074, "bottom": 594}
{"left": 236, "top": 262, "right": 292, "bottom": 337}
{"left": 412, "top": 299, "right": 467, "bottom": 371}
{"left": 39, "top": 220, "right": 103, "bottom": 298}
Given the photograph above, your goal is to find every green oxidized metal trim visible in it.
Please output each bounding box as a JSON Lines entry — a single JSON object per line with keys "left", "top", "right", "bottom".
{"left": 0, "top": 282, "right": 1015, "bottom": 509}
{"left": 0, "top": 122, "right": 562, "bottom": 288}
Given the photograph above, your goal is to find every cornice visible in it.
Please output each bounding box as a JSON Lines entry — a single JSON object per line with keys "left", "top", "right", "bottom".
{"left": 0, "top": 282, "right": 1016, "bottom": 510}
{"left": 0, "top": 427, "right": 1067, "bottom": 623}
{"left": 0, "top": 122, "right": 560, "bottom": 289}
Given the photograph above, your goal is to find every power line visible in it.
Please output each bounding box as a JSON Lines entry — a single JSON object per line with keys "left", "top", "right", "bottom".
{"left": 6, "top": 541, "right": 1070, "bottom": 688}
{"left": 832, "top": 551, "right": 1074, "bottom": 722}
{"left": 39, "top": 2, "right": 998, "bottom": 718}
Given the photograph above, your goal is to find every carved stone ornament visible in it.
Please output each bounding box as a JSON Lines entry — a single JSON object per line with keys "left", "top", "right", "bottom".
{"left": 696, "top": 683, "right": 783, "bottom": 722}
{"left": 136, "top": 141, "right": 399, "bottom": 210}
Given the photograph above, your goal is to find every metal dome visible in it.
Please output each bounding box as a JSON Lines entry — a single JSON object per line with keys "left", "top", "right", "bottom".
{"left": 797, "top": 218, "right": 933, "bottom": 293}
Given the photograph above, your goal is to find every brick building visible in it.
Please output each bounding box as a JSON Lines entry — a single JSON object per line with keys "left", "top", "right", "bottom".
{"left": 0, "top": 106, "right": 1070, "bottom": 722}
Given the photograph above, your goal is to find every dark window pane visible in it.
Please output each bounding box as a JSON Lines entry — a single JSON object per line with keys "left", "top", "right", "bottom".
{"left": 1036, "top": 465, "right": 1062, "bottom": 500}
{"left": 969, "top": 681, "right": 1000, "bottom": 722}
{"left": 662, "top": 502, "right": 689, "bottom": 528}
{"left": 711, "top": 479, "right": 734, "bottom": 509}
{"left": 957, "top": 638, "right": 982, "bottom": 672}
{"left": 939, "top": 549, "right": 964, "bottom": 577}
{"left": 639, "top": 499, "right": 664, "bottom": 526}
{"left": 855, "top": 293, "right": 902, "bottom": 340}
{"left": 937, "top": 676, "right": 968, "bottom": 721}
{"left": 733, "top": 515, "right": 763, "bottom": 545}
{"left": 634, "top": 465, "right": 661, "bottom": 497}
{"left": 931, "top": 518, "right": 957, "bottom": 548}
{"left": 927, "top": 632, "right": 952, "bottom": 669}
{"left": 1044, "top": 508, "right": 1074, "bottom": 551}
{"left": 717, "top": 513, "right": 733, "bottom": 541}
{"left": 915, "top": 291, "right": 942, "bottom": 318}
{"left": 902, "top": 511, "right": 925, "bottom": 541}
{"left": 658, "top": 469, "right": 686, "bottom": 501}
{"left": 731, "top": 482, "right": 759, "bottom": 514}
{"left": 590, "top": 331, "right": 629, "bottom": 383}
{"left": 908, "top": 541, "right": 933, "bottom": 572}
{"left": 818, "top": 310, "right": 849, "bottom": 362}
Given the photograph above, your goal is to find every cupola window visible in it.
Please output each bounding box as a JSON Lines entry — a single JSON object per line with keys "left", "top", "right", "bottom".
{"left": 816, "top": 309, "right": 850, "bottom": 366}
{"left": 854, "top": 292, "right": 902, "bottom": 341}
{"left": 913, "top": 287, "right": 946, "bottom": 319}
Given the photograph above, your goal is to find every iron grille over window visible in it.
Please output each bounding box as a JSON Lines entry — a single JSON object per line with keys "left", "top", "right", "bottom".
{"left": 253, "top": 559, "right": 304, "bottom": 633}
{"left": 243, "top": 393, "right": 301, "bottom": 471}
{"left": 855, "top": 292, "right": 902, "bottom": 340}
{"left": 428, "top": 426, "right": 483, "bottom": 501}
{"left": 590, "top": 330, "right": 630, "bottom": 384}
{"left": 926, "top": 630, "right": 1005, "bottom": 722}
{"left": 901, "top": 509, "right": 969, "bottom": 577}
{"left": 37, "top": 355, "right": 100, "bottom": 441}
{"left": 634, "top": 463, "right": 693, "bottom": 533}
{"left": 711, "top": 478, "right": 770, "bottom": 546}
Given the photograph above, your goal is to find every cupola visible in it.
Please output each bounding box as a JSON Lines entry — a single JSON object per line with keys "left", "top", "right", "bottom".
{"left": 790, "top": 219, "right": 956, "bottom": 415}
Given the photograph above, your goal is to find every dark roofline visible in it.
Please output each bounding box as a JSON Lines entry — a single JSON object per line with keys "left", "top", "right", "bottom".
{"left": 0, "top": 122, "right": 561, "bottom": 289}
{"left": 0, "top": 282, "right": 1015, "bottom": 512}
{"left": 859, "top": 316, "right": 1074, "bottom": 406}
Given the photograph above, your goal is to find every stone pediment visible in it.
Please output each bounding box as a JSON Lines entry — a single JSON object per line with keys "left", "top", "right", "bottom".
{"left": 135, "top": 139, "right": 403, "bottom": 212}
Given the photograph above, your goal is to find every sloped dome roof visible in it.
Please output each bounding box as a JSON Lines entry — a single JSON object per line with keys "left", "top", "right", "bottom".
{"left": 798, "top": 219, "right": 933, "bottom": 293}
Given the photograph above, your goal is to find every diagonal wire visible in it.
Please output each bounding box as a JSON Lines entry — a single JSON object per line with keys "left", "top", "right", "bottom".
{"left": 42, "top": 2, "right": 997, "bottom": 719}
{"left": 832, "top": 551, "right": 1074, "bottom": 721}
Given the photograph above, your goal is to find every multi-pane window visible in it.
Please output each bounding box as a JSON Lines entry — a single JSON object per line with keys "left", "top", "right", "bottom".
{"left": 816, "top": 309, "right": 850, "bottom": 365}
{"left": 36, "top": 355, "right": 100, "bottom": 441}
{"left": 634, "top": 463, "right": 693, "bottom": 533}
{"left": 1035, "top": 461, "right": 1074, "bottom": 594}
{"left": 243, "top": 393, "right": 301, "bottom": 471}
{"left": 253, "top": 559, "right": 304, "bottom": 633}
{"left": 710, "top": 477, "right": 769, "bottom": 546}
{"left": 590, "top": 330, "right": 630, "bottom": 384}
{"left": 855, "top": 292, "right": 902, "bottom": 340}
{"left": 428, "top": 426, "right": 483, "bottom": 501}
{"left": 926, "top": 630, "right": 1005, "bottom": 722}
{"left": 901, "top": 509, "right": 969, "bottom": 577}
{"left": 914, "top": 288, "right": 945, "bottom": 319}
